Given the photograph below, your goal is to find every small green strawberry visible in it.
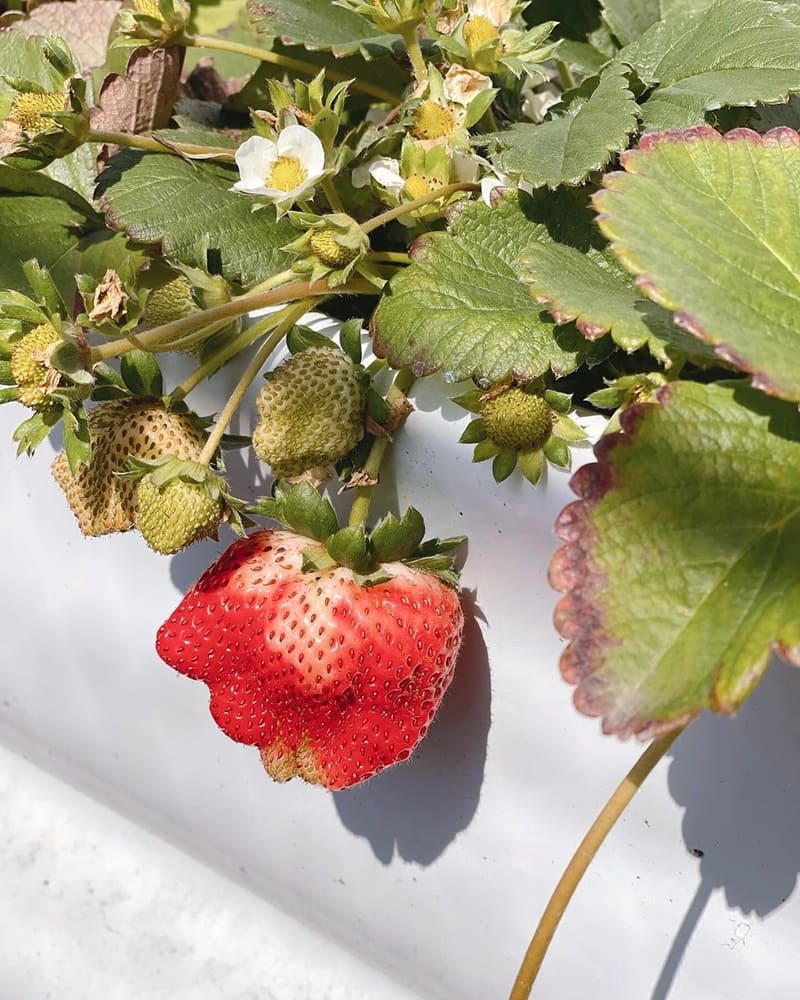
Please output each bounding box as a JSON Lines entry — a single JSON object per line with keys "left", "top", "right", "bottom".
{"left": 252, "top": 346, "right": 368, "bottom": 479}
{"left": 455, "top": 382, "right": 586, "bottom": 484}
{"left": 134, "top": 460, "right": 225, "bottom": 555}
{"left": 142, "top": 273, "right": 196, "bottom": 329}
{"left": 10, "top": 323, "right": 62, "bottom": 409}
{"left": 284, "top": 213, "right": 373, "bottom": 287}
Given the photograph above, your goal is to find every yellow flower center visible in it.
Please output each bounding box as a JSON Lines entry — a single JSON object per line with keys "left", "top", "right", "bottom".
{"left": 464, "top": 15, "right": 500, "bottom": 54}
{"left": 267, "top": 156, "right": 308, "bottom": 192}
{"left": 404, "top": 174, "right": 433, "bottom": 200}
{"left": 9, "top": 91, "right": 64, "bottom": 135}
{"left": 411, "top": 101, "right": 457, "bottom": 141}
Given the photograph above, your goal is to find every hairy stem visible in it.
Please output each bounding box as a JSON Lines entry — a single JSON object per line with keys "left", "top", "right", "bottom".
{"left": 347, "top": 367, "right": 415, "bottom": 528}
{"left": 367, "top": 251, "right": 411, "bottom": 264}
{"left": 90, "top": 277, "right": 376, "bottom": 363}
{"left": 556, "top": 58, "right": 575, "bottom": 92}
{"left": 183, "top": 32, "right": 401, "bottom": 104}
{"left": 197, "top": 300, "right": 312, "bottom": 465}
{"left": 148, "top": 317, "right": 233, "bottom": 354}
{"left": 400, "top": 24, "right": 427, "bottom": 86}
{"left": 88, "top": 129, "right": 235, "bottom": 160}
{"left": 508, "top": 725, "right": 687, "bottom": 1000}
{"left": 361, "top": 183, "right": 479, "bottom": 234}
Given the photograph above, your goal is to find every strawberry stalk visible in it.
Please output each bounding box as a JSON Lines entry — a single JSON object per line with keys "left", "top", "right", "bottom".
{"left": 348, "top": 367, "right": 415, "bottom": 528}
{"left": 508, "top": 725, "right": 687, "bottom": 1000}
{"left": 197, "top": 300, "right": 313, "bottom": 465}
{"left": 89, "top": 277, "right": 378, "bottom": 363}
{"left": 87, "top": 129, "right": 236, "bottom": 161}
{"left": 361, "top": 184, "right": 480, "bottom": 234}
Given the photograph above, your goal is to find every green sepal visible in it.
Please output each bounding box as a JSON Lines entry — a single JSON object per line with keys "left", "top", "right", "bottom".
{"left": 553, "top": 413, "right": 586, "bottom": 442}
{"left": 354, "top": 568, "right": 394, "bottom": 588}
{"left": 92, "top": 362, "right": 128, "bottom": 395}
{"left": 13, "top": 407, "right": 61, "bottom": 457}
{"left": 517, "top": 448, "right": 544, "bottom": 484}
{"left": 459, "top": 417, "right": 486, "bottom": 444}
{"left": 0, "top": 387, "right": 20, "bottom": 404}
{"left": 301, "top": 544, "right": 338, "bottom": 573}
{"left": 21, "top": 260, "right": 63, "bottom": 316}
{"left": 473, "top": 438, "right": 499, "bottom": 462}
{"left": 366, "top": 387, "right": 392, "bottom": 424}
{"left": 283, "top": 481, "right": 340, "bottom": 541}
{"left": 463, "top": 87, "right": 498, "bottom": 129}
{"left": 493, "top": 448, "right": 518, "bottom": 482}
{"left": 404, "top": 555, "right": 460, "bottom": 589}
{"left": 0, "top": 361, "right": 13, "bottom": 385}
{"left": 219, "top": 433, "right": 253, "bottom": 450}
{"left": 61, "top": 404, "right": 91, "bottom": 474}
{"left": 326, "top": 524, "right": 374, "bottom": 574}
{"left": 286, "top": 324, "right": 332, "bottom": 354}
{"left": 543, "top": 435, "right": 570, "bottom": 468}
{"left": 544, "top": 388, "right": 572, "bottom": 414}
{"left": 50, "top": 341, "right": 93, "bottom": 386}
{"left": 0, "top": 290, "right": 50, "bottom": 329}
{"left": 370, "top": 506, "right": 426, "bottom": 563}
{"left": 339, "top": 318, "right": 363, "bottom": 365}
{"left": 414, "top": 535, "right": 466, "bottom": 558}
{"left": 451, "top": 388, "right": 484, "bottom": 414}
{"left": 120, "top": 349, "right": 163, "bottom": 396}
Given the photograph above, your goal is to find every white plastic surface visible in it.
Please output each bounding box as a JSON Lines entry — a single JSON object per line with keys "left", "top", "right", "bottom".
{"left": 2, "top": 315, "right": 800, "bottom": 999}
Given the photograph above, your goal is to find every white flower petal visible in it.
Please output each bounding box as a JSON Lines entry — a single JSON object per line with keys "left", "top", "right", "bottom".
{"left": 276, "top": 124, "right": 326, "bottom": 178}
{"left": 234, "top": 135, "right": 278, "bottom": 192}
{"left": 452, "top": 151, "right": 481, "bottom": 183}
{"left": 368, "top": 158, "right": 405, "bottom": 196}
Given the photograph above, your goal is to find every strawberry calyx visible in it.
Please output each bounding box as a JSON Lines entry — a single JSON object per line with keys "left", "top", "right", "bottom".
{"left": 250, "top": 480, "right": 465, "bottom": 587}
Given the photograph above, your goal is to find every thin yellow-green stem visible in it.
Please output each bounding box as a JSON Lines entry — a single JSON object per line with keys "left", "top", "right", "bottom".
{"left": 556, "top": 58, "right": 575, "bottom": 91}
{"left": 246, "top": 269, "right": 297, "bottom": 296}
{"left": 508, "top": 725, "right": 687, "bottom": 1000}
{"left": 197, "top": 300, "right": 311, "bottom": 465}
{"left": 400, "top": 23, "right": 427, "bottom": 86}
{"left": 88, "top": 129, "right": 235, "bottom": 160}
{"left": 321, "top": 177, "right": 346, "bottom": 215}
{"left": 347, "top": 368, "right": 415, "bottom": 528}
{"left": 148, "top": 318, "right": 232, "bottom": 354}
{"left": 184, "top": 32, "right": 401, "bottom": 105}
{"left": 367, "top": 251, "right": 411, "bottom": 264}
{"left": 361, "top": 183, "right": 479, "bottom": 234}
{"left": 90, "top": 277, "right": 376, "bottom": 363}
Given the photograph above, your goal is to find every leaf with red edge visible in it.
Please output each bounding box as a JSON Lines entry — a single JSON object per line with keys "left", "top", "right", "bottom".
{"left": 594, "top": 126, "right": 800, "bottom": 402}
{"left": 550, "top": 380, "right": 800, "bottom": 739}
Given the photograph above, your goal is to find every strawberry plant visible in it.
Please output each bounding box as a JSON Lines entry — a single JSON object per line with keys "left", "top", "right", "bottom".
{"left": 2, "top": 0, "right": 800, "bottom": 995}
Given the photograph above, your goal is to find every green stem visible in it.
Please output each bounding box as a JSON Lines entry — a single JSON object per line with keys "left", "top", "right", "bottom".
{"left": 361, "top": 182, "right": 479, "bottom": 234}
{"left": 88, "top": 129, "right": 235, "bottom": 160}
{"left": 321, "top": 176, "right": 346, "bottom": 215}
{"left": 148, "top": 318, "right": 232, "bottom": 354}
{"left": 90, "top": 277, "right": 376, "bottom": 363}
{"left": 197, "top": 300, "right": 311, "bottom": 465}
{"left": 556, "top": 58, "right": 575, "bottom": 91}
{"left": 246, "top": 269, "right": 297, "bottom": 296}
{"left": 184, "top": 32, "right": 401, "bottom": 105}
{"left": 508, "top": 725, "right": 687, "bottom": 1000}
{"left": 400, "top": 23, "right": 427, "bottom": 86}
{"left": 347, "top": 367, "right": 415, "bottom": 528}
{"left": 367, "top": 251, "right": 411, "bottom": 264}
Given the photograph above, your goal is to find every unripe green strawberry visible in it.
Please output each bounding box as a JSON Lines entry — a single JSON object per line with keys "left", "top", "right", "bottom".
{"left": 10, "top": 323, "right": 61, "bottom": 409}
{"left": 481, "top": 387, "right": 553, "bottom": 451}
{"left": 143, "top": 274, "right": 196, "bottom": 328}
{"left": 52, "top": 399, "right": 208, "bottom": 536}
{"left": 135, "top": 473, "right": 223, "bottom": 554}
{"left": 309, "top": 229, "right": 360, "bottom": 268}
{"left": 252, "top": 346, "right": 367, "bottom": 478}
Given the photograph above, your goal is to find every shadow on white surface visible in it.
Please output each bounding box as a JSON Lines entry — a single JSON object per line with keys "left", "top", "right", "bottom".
{"left": 652, "top": 657, "right": 800, "bottom": 999}
{"left": 332, "top": 593, "right": 491, "bottom": 864}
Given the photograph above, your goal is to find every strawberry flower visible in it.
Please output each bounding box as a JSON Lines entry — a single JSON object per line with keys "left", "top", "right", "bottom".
{"left": 233, "top": 126, "right": 326, "bottom": 214}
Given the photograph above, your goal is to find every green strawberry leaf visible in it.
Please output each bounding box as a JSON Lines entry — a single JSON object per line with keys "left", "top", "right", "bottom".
{"left": 97, "top": 151, "right": 295, "bottom": 290}
{"left": 626, "top": 0, "right": 800, "bottom": 130}
{"left": 485, "top": 62, "right": 639, "bottom": 189}
{"left": 246, "top": 0, "right": 400, "bottom": 58}
{"left": 518, "top": 237, "right": 721, "bottom": 364}
{"left": 0, "top": 32, "right": 67, "bottom": 98}
{"left": 61, "top": 403, "right": 91, "bottom": 474}
{"left": 372, "top": 191, "right": 599, "bottom": 384}
{"left": 0, "top": 193, "right": 95, "bottom": 301}
{"left": 601, "top": 0, "right": 661, "bottom": 45}
{"left": 551, "top": 380, "right": 800, "bottom": 738}
{"left": 594, "top": 126, "right": 800, "bottom": 401}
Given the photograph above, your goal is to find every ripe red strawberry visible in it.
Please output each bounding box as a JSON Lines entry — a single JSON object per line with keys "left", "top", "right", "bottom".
{"left": 156, "top": 528, "right": 464, "bottom": 790}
